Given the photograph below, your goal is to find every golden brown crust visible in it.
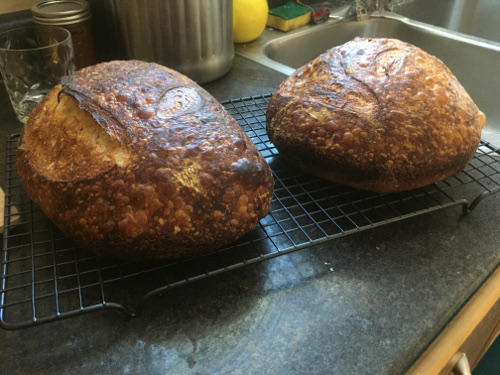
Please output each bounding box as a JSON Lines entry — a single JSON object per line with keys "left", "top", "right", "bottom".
{"left": 17, "top": 60, "right": 274, "bottom": 260}
{"left": 266, "top": 37, "right": 486, "bottom": 193}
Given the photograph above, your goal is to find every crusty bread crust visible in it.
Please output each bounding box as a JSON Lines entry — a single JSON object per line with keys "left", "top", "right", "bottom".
{"left": 266, "top": 38, "right": 486, "bottom": 193}
{"left": 17, "top": 60, "right": 274, "bottom": 260}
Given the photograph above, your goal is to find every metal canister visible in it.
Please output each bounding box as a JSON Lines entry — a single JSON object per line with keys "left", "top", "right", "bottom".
{"left": 105, "top": 0, "right": 234, "bottom": 84}
{"left": 32, "top": 0, "right": 97, "bottom": 69}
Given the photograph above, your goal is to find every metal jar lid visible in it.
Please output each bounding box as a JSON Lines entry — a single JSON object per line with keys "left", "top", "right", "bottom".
{"left": 32, "top": 0, "right": 91, "bottom": 25}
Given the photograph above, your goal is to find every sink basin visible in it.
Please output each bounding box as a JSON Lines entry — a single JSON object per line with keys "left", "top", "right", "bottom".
{"left": 235, "top": 15, "right": 500, "bottom": 145}
{"left": 393, "top": 0, "right": 500, "bottom": 44}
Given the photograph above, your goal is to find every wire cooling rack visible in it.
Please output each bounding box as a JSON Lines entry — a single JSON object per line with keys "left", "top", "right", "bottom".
{"left": 2, "top": 94, "right": 500, "bottom": 330}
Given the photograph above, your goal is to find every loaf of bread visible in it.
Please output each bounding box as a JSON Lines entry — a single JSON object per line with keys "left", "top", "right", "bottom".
{"left": 266, "top": 38, "right": 486, "bottom": 193}
{"left": 17, "top": 60, "right": 274, "bottom": 260}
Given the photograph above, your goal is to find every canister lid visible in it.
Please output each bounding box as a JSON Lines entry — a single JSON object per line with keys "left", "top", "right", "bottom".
{"left": 32, "top": 0, "right": 91, "bottom": 25}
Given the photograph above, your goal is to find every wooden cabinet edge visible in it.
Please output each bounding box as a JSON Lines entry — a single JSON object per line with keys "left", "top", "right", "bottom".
{"left": 406, "top": 265, "right": 500, "bottom": 375}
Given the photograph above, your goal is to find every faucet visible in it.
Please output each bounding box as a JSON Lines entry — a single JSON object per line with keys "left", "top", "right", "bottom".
{"left": 354, "top": 0, "right": 395, "bottom": 19}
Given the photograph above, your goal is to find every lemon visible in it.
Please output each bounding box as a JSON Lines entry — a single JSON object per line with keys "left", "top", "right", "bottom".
{"left": 233, "top": 0, "right": 269, "bottom": 44}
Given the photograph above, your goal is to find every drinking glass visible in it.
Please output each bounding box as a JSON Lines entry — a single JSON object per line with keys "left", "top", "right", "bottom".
{"left": 0, "top": 26, "right": 75, "bottom": 123}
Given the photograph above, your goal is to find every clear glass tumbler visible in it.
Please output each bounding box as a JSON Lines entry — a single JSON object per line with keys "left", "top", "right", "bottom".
{"left": 0, "top": 26, "right": 76, "bottom": 123}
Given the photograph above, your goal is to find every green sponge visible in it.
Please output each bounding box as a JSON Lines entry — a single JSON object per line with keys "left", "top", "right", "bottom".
{"left": 267, "top": 2, "right": 312, "bottom": 32}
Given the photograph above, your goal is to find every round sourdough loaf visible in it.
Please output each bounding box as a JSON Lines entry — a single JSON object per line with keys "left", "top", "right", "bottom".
{"left": 17, "top": 60, "right": 274, "bottom": 260}
{"left": 266, "top": 38, "right": 486, "bottom": 193}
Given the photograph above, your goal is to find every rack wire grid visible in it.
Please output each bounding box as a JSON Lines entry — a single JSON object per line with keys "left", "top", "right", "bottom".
{"left": 2, "top": 93, "right": 500, "bottom": 330}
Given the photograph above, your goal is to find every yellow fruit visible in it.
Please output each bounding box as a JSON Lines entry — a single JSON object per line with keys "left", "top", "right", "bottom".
{"left": 233, "top": 0, "right": 269, "bottom": 44}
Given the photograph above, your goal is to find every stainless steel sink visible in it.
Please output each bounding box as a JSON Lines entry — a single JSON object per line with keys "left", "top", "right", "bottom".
{"left": 393, "top": 0, "right": 500, "bottom": 43}
{"left": 235, "top": 12, "right": 500, "bottom": 145}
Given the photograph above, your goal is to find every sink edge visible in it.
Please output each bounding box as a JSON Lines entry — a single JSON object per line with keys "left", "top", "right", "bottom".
{"left": 236, "top": 11, "right": 500, "bottom": 75}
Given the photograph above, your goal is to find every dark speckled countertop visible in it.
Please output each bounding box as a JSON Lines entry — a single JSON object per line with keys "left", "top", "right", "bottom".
{"left": 0, "top": 51, "right": 499, "bottom": 374}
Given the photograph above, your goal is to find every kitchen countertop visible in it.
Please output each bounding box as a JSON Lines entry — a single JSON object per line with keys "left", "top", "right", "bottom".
{"left": 0, "top": 54, "right": 499, "bottom": 375}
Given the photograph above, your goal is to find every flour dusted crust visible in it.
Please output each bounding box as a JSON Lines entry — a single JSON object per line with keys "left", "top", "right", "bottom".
{"left": 17, "top": 60, "right": 274, "bottom": 260}
{"left": 266, "top": 38, "right": 486, "bottom": 193}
